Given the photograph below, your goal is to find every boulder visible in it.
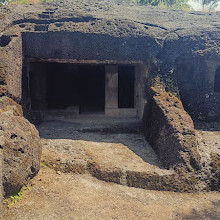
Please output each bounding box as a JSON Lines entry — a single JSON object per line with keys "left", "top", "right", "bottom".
{"left": 0, "top": 112, "right": 42, "bottom": 195}
{"left": 0, "top": 96, "right": 23, "bottom": 116}
{"left": 144, "top": 81, "right": 201, "bottom": 173}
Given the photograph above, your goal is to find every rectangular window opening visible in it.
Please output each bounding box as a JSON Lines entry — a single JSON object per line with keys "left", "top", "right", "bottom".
{"left": 118, "top": 65, "right": 135, "bottom": 108}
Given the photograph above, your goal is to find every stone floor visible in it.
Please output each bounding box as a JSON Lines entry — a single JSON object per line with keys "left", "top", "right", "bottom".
{"left": 38, "top": 115, "right": 163, "bottom": 168}
{"left": 37, "top": 116, "right": 173, "bottom": 190}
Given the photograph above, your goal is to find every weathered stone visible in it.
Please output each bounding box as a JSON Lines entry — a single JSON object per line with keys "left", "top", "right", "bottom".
{"left": 0, "top": 96, "right": 23, "bottom": 116}
{"left": 1, "top": 113, "right": 42, "bottom": 195}
{"left": 0, "top": 0, "right": 218, "bottom": 194}
{"left": 0, "top": 142, "right": 3, "bottom": 216}
{"left": 0, "top": 0, "right": 219, "bottom": 121}
{"left": 210, "top": 153, "right": 220, "bottom": 191}
{"left": 144, "top": 80, "right": 201, "bottom": 173}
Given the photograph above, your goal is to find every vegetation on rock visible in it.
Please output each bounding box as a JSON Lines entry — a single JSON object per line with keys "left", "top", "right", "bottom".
{"left": 4, "top": 184, "right": 31, "bottom": 208}
{"left": 198, "top": 0, "right": 220, "bottom": 11}
{"left": 131, "top": 0, "right": 220, "bottom": 10}
{"left": 131, "top": 0, "right": 192, "bottom": 10}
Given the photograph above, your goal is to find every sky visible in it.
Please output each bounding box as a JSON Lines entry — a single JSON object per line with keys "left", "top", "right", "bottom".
{"left": 189, "top": 0, "right": 220, "bottom": 11}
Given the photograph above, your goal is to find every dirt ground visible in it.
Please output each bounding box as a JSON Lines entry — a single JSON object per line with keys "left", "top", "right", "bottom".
{"left": 2, "top": 118, "right": 220, "bottom": 219}
{"left": 2, "top": 165, "right": 220, "bottom": 220}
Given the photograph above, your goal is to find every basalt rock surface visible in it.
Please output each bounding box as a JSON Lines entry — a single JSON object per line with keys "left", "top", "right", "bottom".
{"left": 0, "top": 0, "right": 219, "bottom": 194}
{"left": 0, "top": 0, "right": 219, "bottom": 103}
{"left": 0, "top": 97, "right": 42, "bottom": 196}
{"left": 210, "top": 153, "right": 220, "bottom": 191}
{"left": 144, "top": 80, "right": 201, "bottom": 173}
{"left": 0, "top": 96, "right": 23, "bottom": 116}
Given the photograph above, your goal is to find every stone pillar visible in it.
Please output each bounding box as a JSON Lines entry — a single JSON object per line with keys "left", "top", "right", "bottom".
{"left": 105, "top": 65, "right": 118, "bottom": 114}
{"left": 29, "top": 62, "right": 48, "bottom": 110}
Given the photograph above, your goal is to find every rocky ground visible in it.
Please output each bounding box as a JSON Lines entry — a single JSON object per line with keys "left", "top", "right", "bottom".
{"left": 37, "top": 117, "right": 178, "bottom": 191}
{"left": 2, "top": 117, "right": 220, "bottom": 219}
{"left": 195, "top": 122, "right": 220, "bottom": 191}
{"left": 2, "top": 165, "right": 220, "bottom": 220}
{"left": 38, "top": 116, "right": 164, "bottom": 170}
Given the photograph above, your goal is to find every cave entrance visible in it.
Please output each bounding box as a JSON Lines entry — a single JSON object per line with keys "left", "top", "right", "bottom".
{"left": 29, "top": 62, "right": 105, "bottom": 114}
{"left": 28, "top": 61, "right": 138, "bottom": 118}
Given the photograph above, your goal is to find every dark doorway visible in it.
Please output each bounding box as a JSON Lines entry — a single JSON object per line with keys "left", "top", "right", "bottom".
{"left": 76, "top": 65, "right": 105, "bottom": 113}
{"left": 118, "top": 65, "right": 135, "bottom": 108}
{"left": 214, "top": 66, "right": 220, "bottom": 93}
{"left": 29, "top": 62, "right": 105, "bottom": 113}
